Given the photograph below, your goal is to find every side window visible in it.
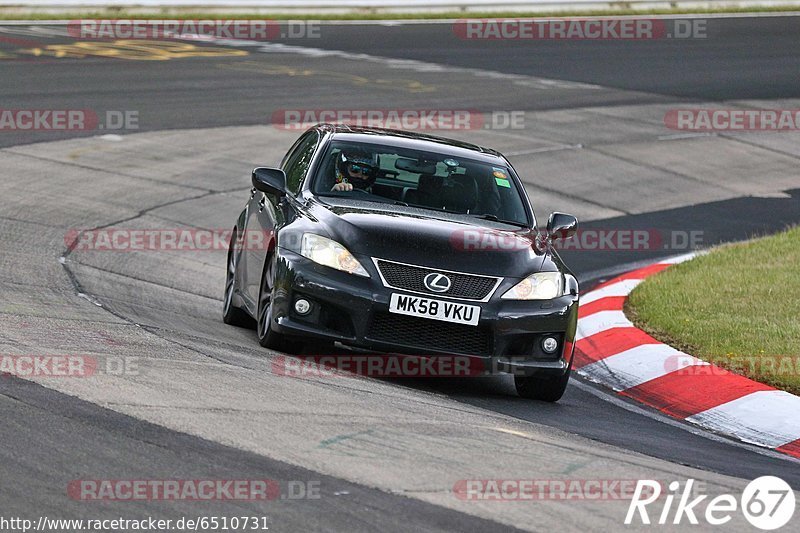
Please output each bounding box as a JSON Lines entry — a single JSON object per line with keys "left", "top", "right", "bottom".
{"left": 282, "top": 131, "right": 319, "bottom": 196}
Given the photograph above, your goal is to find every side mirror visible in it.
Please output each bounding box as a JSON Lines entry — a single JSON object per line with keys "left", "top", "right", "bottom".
{"left": 252, "top": 167, "right": 287, "bottom": 197}
{"left": 547, "top": 212, "right": 578, "bottom": 241}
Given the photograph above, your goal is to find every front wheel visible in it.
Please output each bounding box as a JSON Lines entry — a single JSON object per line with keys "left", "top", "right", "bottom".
{"left": 256, "top": 252, "right": 300, "bottom": 353}
{"left": 514, "top": 365, "right": 571, "bottom": 402}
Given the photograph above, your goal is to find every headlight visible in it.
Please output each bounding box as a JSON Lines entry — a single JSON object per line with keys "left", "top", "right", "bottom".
{"left": 501, "top": 272, "right": 563, "bottom": 300}
{"left": 300, "top": 234, "right": 369, "bottom": 277}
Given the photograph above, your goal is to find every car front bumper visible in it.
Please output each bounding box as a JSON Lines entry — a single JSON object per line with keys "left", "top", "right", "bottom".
{"left": 270, "top": 248, "right": 579, "bottom": 377}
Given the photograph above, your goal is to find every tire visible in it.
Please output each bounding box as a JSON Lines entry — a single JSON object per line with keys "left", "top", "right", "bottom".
{"left": 256, "top": 252, "right": 301, "bottom": 353}
{"left": 514, "top": 364, "right": 571, "bottom": 402}
{"left": 222, "top": 229, "right": 254, "bottom": 328}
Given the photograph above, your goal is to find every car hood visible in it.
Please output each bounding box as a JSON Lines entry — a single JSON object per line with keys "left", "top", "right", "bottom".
{"left": 307, "top": 198, "right": 547, "bottom": 278}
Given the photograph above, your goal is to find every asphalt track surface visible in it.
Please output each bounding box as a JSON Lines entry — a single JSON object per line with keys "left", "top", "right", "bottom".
{"left": 1, "top": 16, "right": 800, "bottom": 532}
{"left": 2, "top": 15, "right": 800, "bottom": 147}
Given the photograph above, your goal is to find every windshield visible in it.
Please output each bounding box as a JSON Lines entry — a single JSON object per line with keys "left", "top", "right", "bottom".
{"left": 311, "top": 140, "right": 530, "bottom": 226}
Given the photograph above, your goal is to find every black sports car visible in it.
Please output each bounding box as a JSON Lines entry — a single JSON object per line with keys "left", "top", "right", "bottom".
{"left": 223, "top": 124, "right": 579, "bottom": 401}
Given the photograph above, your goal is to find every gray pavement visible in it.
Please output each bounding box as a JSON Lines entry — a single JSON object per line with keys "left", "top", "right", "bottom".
{"left": 2, "top": 16, "right": 800, "bottom": 532}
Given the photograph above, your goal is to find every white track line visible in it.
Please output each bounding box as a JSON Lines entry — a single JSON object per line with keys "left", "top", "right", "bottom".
{"left": 580, "top": 344, "right": 707, "bottom": 391}
{"left": 686, "top": 391, "right": 800, "bottom": 448}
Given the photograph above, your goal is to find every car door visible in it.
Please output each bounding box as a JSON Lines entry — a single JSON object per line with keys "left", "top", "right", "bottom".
{"left": 243, "top": 130, "right": 321, "bottom": 304}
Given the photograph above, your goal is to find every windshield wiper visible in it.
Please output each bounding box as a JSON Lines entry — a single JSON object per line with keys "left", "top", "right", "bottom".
{"left": 471, "top": 213, "right": 528, "bottom": 227}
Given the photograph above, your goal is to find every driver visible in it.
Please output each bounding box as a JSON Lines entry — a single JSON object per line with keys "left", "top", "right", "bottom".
{"left": 331, "top": 149, "right": 378, "bottom": 192}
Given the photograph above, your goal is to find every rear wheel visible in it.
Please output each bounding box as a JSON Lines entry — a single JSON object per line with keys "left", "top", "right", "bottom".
{"left": 222, "top": 229, "right": 253, "bottom": 328}
{"left": 514, "top": 364, "right": 571, "bottom": 402}
{"left": 257, "top": 252, "right": 300, "bottom": 352}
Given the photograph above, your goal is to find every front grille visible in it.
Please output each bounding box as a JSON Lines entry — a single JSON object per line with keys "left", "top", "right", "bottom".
{"left": 367, "top": 312, "right": 492, "bottom": 356}
{"left": 375, "top": 259, "right": 499, "bottom": 301}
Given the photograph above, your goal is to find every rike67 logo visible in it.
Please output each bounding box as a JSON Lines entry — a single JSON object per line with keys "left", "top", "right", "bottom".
{"left": 626, "top": 476, "right": 795, "bottom": 530}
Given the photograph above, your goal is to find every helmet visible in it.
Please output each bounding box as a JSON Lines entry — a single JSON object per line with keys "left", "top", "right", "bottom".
{"left": 337, "top": 149, "right": 378, "bottom": 189}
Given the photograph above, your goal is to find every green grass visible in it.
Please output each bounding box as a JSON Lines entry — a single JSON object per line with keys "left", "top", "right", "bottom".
{"left": 2, "top": 6, "right": 800, "bottom": 21}
{"left": 626, "top": 226, "right": 800, "bottom": 394}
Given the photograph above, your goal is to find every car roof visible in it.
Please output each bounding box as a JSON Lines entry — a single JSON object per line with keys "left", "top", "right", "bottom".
{"left": 315, "top": 123, "right": 508, "bottom": 165}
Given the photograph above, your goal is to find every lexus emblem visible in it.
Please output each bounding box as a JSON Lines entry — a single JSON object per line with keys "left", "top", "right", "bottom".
{"left": 424, "top": 272, "right": 452, "bottom": 293}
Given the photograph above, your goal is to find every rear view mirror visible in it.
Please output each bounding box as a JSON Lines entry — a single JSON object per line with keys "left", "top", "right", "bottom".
{"left": 547, "top": 212, "right": 578, "bottom": 241}
{"left": 395, "top": 157, "right": 437, "bottom": 175}
{"left": 252, "top": 167, "right": 287, "bottom": 197}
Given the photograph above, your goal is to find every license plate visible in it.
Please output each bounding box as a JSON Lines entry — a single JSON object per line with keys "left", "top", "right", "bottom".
{"left": 389, "top": 293, "right": 480, "bottom": 326}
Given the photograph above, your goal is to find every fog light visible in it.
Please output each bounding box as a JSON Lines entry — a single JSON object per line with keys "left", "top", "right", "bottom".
{"left": 294, "top": 299, "right": 311, "bottom": 315}
{"left": 542, "top": 336, "right": 559, "bottom": 354}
